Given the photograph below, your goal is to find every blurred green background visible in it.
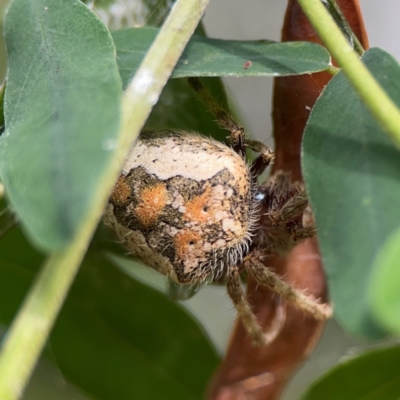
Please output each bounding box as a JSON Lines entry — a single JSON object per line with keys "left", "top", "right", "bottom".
{"left": 0, "top": 1, "right": 399, "bottom": 399}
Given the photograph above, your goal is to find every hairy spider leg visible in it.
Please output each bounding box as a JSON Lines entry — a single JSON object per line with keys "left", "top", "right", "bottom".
{"left": 244, "top": 252, "right": 332, "bottom": 321}
{"left": 227, "top": 265, "right": 287, "bottom": 346}
{"left": 265, "top": 172, "right": 316, "bottom": 241}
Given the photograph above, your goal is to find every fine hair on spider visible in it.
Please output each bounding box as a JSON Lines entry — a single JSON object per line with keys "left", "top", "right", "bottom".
{"left": 103, "top": 76, "right": 332, "bottom": 346}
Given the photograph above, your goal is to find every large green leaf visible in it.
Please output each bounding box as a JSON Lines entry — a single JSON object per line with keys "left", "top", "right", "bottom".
{"left": 1, "top": 0, "right": 122, "bottom": 251}
{"left": 301, "top": 345, "right": 400, "bottom": 400}
{"left": 112, "top": 27, "right": 331, "bottom": 88}
{"left": 370, "top": 226, "right": 400, "bottom": 335}
{"left": 0, "top": 219, "right": 219, "bottom": 399}
{"left": 302, "top": 48, "right": 400, "bottom": 338}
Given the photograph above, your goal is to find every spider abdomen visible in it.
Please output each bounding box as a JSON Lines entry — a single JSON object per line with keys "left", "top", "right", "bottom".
{"left": 104, "top": 131, "right": 258, "bottom": 284}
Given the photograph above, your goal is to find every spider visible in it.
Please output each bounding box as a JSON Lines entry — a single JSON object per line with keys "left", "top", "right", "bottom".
{"left": 104, "top": 77, "right": 331, "bottom": 346}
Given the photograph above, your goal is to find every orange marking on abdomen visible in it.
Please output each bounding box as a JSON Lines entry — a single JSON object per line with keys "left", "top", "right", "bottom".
{"left": 111, "top": 175, "right": 132, "bottom": 206}
{"left": 174, "top": 230, "right": 202, "bottom": 261}
{"left": 184, "top": 187, "right": 213, "bottom": 224}
{"left": 135, "top": 183, "right": 168, "bottom": 227}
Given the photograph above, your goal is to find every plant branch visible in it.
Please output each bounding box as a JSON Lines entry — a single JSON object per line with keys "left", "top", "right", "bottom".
{"left": 0, "top": 1, "right": 209, "bottom": 398}
{"left": 297, "top": 0, "right": 400, "bottom": 150}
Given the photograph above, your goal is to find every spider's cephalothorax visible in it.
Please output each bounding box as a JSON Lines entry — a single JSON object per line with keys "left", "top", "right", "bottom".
{"left": 104, "top": 78, "right": 331, "bottom": 346}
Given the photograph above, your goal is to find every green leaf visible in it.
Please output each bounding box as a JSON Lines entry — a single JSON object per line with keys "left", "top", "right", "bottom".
{"left": 301, "top": 345, "right": 400, "bottom": 400}
{"left": 112, "top": 27, "right": 332, "bottom": 88}
{"left": 1, "top": 0, "right": 122, "bottom": 251}
{"left": 302, "top": 48, "right": 400, "bottom": 338}
{"left": 50, "top": 253, "right": 219, "bottom": 400}
{"left": 370, "top": 226, "right": 400, "bottom": 335}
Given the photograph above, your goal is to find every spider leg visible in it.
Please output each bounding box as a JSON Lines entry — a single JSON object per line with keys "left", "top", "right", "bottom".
{"left": 269, "top": 189, "right": 308, "bottom": 225}
{"left": 244, "top": 254, "right": 332, "bottom": 321}
{"left": 264, "top": 172, "right": 317, "bottom": 241}
{"left": 246, "top": 139, "right": 274, "bottom": 178}
{"left": 289, "top": 225, "right": 317, "bottom": 242}
{"left": 188, "top": 77, "right": 246, "bottom": 157}
{"left": 265, "top": 173, "right": 304, "bottom": 223}
{"left": 227, "top": 265, "right": 287, "bottom": 346}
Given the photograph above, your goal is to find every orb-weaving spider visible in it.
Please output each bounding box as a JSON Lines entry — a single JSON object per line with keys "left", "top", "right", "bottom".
{"left": 104, "top": 77, "right": 331, "bottom": 346}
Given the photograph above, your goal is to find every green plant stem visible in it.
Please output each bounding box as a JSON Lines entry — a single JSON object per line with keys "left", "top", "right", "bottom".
{"left": 0, "top": 0, "right": 209, "bottom": 398}
{"left": 297, "top": 0, "right": 400, "bottom": 150}
{"left": 327, "top": 65, "right": 340, "bottom": 75}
